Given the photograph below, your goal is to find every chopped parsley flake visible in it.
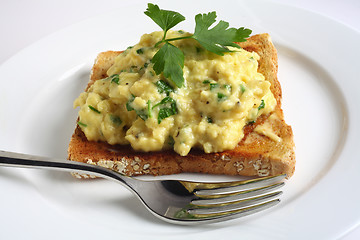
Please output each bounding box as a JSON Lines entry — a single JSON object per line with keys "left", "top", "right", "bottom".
{"left": 210, "top": 83, "right": 219, "bottom": 90}
{"left": 152, "top": 96, "right": 178, "bottom": 123}
{"left": 202, "top": 80, "right": 211, "bottom": 84}
{"left": 126, "top": 94, "right": 135, "bottom": 111}
{"left": 110, "top": 115, "right": 122, "bottom": 126}
{"left": 258, "top": 100, "right": 265, "bottom": 110}
{"left": 77, "top": 121, "right": 87, "bottom": 127}
{"left": 217, "top": 92, "right": 227, "bottom": 101}
{"left": 88, "top": 105, "right": 101, "bottom": 114}
{"left": 136, "top": 48, "right": 144, "bottom": 54}
{"left": 240, "top": 84, "right": 246, "bottom": 93}
{"left": 155, "top": 80, "right": 174, "bottom": 96}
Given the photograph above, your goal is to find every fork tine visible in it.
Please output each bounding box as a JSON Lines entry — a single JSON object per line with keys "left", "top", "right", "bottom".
{"left": 192, "top": 174, "right": 286, "bottom": 197}
{"left": 188, "top": 192, "right": 282, "bottom": 216}
{"left": 169, "top": 175, "right": 286, "bottom": 222}
{"left": 189, "top": 199, "right": 280, "bottom": 219}
{"left": 192, "top": 182, "right": 284, "bottom": 205}
{"left": 172, "top": 199, "right": 281, "bottom": 221}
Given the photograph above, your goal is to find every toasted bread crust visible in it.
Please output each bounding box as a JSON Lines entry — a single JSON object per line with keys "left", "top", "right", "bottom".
{"left": 68, "top": 34, "right": 295, "bottom": 178}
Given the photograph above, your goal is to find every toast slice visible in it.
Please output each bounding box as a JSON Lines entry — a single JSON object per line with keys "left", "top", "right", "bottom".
{"left": 68, "top": 33, "right": 295, "bottom": 178}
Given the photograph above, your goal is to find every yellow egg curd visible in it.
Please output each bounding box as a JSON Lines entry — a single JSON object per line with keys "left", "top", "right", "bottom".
{"left": 74, "top": 30, "right": 276, "bottom": 156}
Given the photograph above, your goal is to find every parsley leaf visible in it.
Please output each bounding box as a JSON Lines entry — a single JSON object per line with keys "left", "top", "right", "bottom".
{"left": 152, "top": 96, "right": 174, "bottom": 109}
{"left": 152, "top": 96, "right": 178, "bottom": 123}
{"left": 144, "top": 3, "right": 185, "bottom": 40}
{"left": 144, "top": 4, "right": 252, "bottom": 88}
{"left": 158, "top": 108, "right": 175, "bottom": 123}
{"left": 192, "top": 12, "right": 252, "bottom": 55}
{"left": 151, "top": 42, "right": 184, "bottom": 88}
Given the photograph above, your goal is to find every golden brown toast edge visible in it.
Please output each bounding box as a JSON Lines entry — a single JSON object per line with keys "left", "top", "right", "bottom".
{"left": 68, "top": 34, "right": 295, "bottom": 178}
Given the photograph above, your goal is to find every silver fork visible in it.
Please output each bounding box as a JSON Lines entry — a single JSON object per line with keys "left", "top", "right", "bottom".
{"left": 0, "top": 150, "right": 285, "bottom": 224}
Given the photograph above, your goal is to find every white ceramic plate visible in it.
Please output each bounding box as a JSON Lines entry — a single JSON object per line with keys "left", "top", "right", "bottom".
{"left": 0, "top": 0, "right": 359, "bottom": 239}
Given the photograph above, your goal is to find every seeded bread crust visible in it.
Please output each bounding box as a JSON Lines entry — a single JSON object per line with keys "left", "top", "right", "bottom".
{"left": 68, "top": 34, "right": 295, "bottom": 178}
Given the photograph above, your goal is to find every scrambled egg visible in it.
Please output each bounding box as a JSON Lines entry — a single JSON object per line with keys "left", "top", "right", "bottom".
{"left": 74, "top": 31, "right": 276, "bottom": 156}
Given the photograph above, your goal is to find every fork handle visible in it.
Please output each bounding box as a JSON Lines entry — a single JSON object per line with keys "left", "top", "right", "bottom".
{"left": 0, "top": 150, "right": 129, "bottom": 185}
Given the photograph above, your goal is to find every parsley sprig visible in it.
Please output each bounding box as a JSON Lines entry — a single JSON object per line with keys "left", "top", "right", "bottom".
{"left": 144, "top": 3, "right": 252, "bottom": 88}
